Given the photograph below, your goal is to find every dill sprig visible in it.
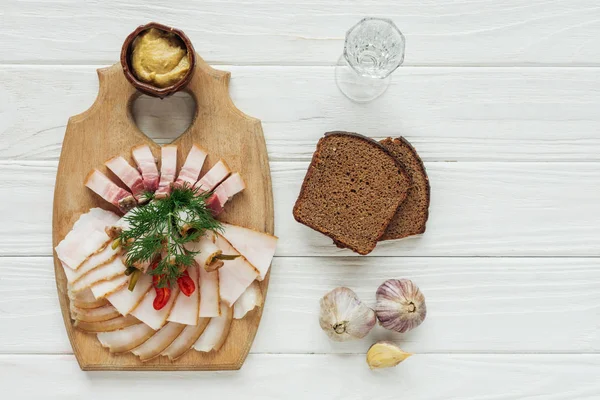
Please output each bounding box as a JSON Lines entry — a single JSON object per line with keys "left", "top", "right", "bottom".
{"left": 118, "top": 185, "right": 222, "bottom": 288}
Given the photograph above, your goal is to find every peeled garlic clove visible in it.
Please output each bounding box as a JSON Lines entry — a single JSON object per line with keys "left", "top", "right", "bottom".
{"left": 319, "top": 287, "right": 376, "bottom": 342}
{"left": 375, "top": 279, "right": 426, "bottom": 333}
{"left": 366, "top": 341, "right": 412, "bottom": 369}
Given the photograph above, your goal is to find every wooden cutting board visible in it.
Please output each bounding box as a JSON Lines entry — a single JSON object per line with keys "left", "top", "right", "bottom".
{"left": 52, "top": 54, "right": 274, "bottom": 371}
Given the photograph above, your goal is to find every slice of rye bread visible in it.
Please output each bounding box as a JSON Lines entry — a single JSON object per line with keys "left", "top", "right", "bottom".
{"left": 293, "top": 131, "right": 411, "bottom": 255}
{"left": 379, "top": 137, "right": 430, "bottom": 240}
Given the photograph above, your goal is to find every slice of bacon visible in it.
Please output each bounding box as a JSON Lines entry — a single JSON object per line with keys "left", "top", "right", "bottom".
{"left": 97, "top": 323, "right": 155, "bottom": 353}
{"left": 71, "top": 304, "right": 120, "bottom": 323}
{"left": 131, "top": 322, "right": 186, "bottom": 362}
{"left": 106, "top": 273, "right": 153, "bottom": 316}
{"left": 234, "top": 281, "right": 263, "bottom": 319}
{"left": 167, "top": 266, "right": 200, "bottom": 326}
{"left": 193, "top": 159, "right": 231, "bottom": 193}
{"left": 206, "top": 173, "right": 246, "bottom": 215}
{"left": 162, "top": 318, "right": 210, "bottom": 361}
{"left": 154, "top": 145, "right": 178, "bottom": 199}
{"left": 215, "top": 234, "right": 259, "bottom": 306}
{"left": 220, "top": 223, "right": 278, "bottom": 281}
{"left": 55, "top": 208, "right": 119, "bottom": 270}
{"left": 193, "top": 303, "right": 233, "bottom": 352}
{"left": 91, "top": 274, "right": 129, "bottom": 299}
{"left": 70, "top": 256, "right": 127, "bottom": 294}
{"left": 198, "top": 265, "right": 220, "bottom": 318}
{"left": 85, "top": 169, "right": 136, "bottom": 213}
{"left": 105, "top": 156, "right": 147, "bottom": 203}
{"left": 131, "top": 144, "right": 159, "bottom": 192}
{"left": 174, "top": 144, "right": 207, "bottom": 189}
{"left": 130, "top": 286, "right": 179, "bottom": 330}
{"left": 62, "top": 244, "right": 120, "bottom": 284}
{"left": 74, "top": 315, "right": 139, "bottom": 333}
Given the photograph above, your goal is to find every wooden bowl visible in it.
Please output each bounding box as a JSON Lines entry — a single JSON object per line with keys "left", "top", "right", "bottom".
{"left": 120, "top": 22, "right": 196, "bottom": 98}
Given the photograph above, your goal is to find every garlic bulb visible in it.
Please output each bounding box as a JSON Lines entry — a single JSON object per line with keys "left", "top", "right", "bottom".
{"left": 375, "top": 279, "right": 426, "bottom": 333}
{"left": 319, "top": 287, "right": 376, "bottom": 342}
{"left": 366, "top": 341, "right": 412, "bottom": 369}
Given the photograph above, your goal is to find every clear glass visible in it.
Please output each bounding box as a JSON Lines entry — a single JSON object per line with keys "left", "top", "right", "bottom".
{"left": 336, "top": 18, "right": 406, "bottom": 102}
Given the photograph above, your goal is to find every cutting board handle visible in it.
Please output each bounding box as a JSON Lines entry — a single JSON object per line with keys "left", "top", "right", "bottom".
{"left": 76, "top": 54, "right": 256, "bottom": 142}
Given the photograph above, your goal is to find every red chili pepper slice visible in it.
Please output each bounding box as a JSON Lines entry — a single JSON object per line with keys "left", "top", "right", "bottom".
{"left": 153, "top": 287, "right": 171, "bottom": 310}
{"left": 177, "top": 271, "right": 195, "bottom": 297}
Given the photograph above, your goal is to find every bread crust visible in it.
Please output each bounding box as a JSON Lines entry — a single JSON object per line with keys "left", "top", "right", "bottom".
{"left": 379, "top": 137, "right": 430, "bottom": 240}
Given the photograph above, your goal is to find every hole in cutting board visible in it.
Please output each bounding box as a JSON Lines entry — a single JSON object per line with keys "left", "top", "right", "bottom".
{"left": 132, "top": 92, "right": 196, "bottom": 144}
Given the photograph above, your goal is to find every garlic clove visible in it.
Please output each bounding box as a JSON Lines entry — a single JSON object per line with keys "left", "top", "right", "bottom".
{"left": 375, "top": 279, "right": 426, "bottom": 333}
{"left": 319, "top": 287, "right": 376, "bottom": 342}
{"left": 366, "top": 341, "right": 412, "bottom": 369}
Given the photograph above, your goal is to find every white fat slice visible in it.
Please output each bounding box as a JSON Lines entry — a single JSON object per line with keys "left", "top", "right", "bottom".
{"left": 162, "top": 318, "right": 210, "bottom": 361}
{"left": 70, "top": 256, "right": 127, "bottom": 293}
{"left": 193, "top": 303, "right": 233, "bottom": 352}
{"left": 132, "top": 322, "right": 186, "bottom": 362}
{"left": 106, "top": 273, "right": 153, "bottom": 315}
{"left": 130, "top": 287, "right": 180, "bottom": 330}
{"left": 198, "top": 266, "right": 220, "bottom": 317}
{"left": 220, "top": 223, "right": 278, "bottom": 280}
{"left": 193, "top": 159, "right": 231, "bottom": 193}
{"left": 215, "top": 234, "right": 259, "bottom": 306}
{"left": 91, "top": 274, "right": 129, "bottom": 299}
{"left": 131, "top": 144, "right": 159, "bottom": 192}
{"left": 85, "top": 169, "right": 137, "bottom": 213}
{"left": 174, "top": 144, "right": 207, "bottom": 188}
{"left": 71, "top": 304, "right": 120, "bottom": 323}
{"left": 97, "top": 323, "right": 155, "bottom": 353}
{"left": 155, "top": 145, "right": 178, "bottom": 198}
{"left": 62, "top": 244, "right": 120, "bottom": 284}
{"left": 55, "top": 208, "right": 119, "bottom": 270}
{"left": 74, "top": 314, "right": 139, "bottom": 333}
{"left": 105, "top": 156, "right": 147, "bottom": 203}
{"left": 167, "top": 266, "right": 200, "bottom": 326}
{"left": 234, "top": 281, "right": 263, "bottom": 319}
{"left": 206, "top": 172, "right": 246, "bottom": 215}
{"left": 186, "top": 233, "right": 221, "bottom": 270}
{"left": 68, "top": 287, "right": 109, "bottom": 309}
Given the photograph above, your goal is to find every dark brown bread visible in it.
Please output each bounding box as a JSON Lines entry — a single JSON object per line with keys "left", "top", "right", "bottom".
{"left": 379, "top": 137, "right": 430, "bottom": 240}
{"left": 293, "top": 131, "right": 411, "bottom": 255}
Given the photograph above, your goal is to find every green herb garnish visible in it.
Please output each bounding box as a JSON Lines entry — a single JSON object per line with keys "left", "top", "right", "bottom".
{"left": 118, "top": 185, "right": 221, "bottom": 288}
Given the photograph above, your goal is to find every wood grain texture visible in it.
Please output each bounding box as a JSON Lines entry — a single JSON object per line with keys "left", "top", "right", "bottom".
{"left": 2, "top": 354, "right": 600, "bottom": 399}
{"left": 2, "top": 66, "right": 600, "bottom": 162}
{"left": 3, "top": 256, "right": 600, "bottom": 354}
{"left": 5, "top": 160, "right": 599, "bottom": 257}
{"left": 52, "top": 56, "right": 274, "bottom": 370}
{"left": 2, "top": 0, "right": 600, "bottom": 66}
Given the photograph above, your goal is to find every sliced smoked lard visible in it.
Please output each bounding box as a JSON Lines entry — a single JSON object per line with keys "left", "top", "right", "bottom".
{"left": 55, "top": 208, "right": 119, "bottom": 270}
{"left": 85, "top": 169, "right": 137, "bottom": 213}
{"left": 155, "top": 145, "right": 178, "bottom": 198}
{"left": 193, "top": 159, "right": 231, "bottom": 193}
{"left": 97, "top": 323, "right": 155, "bottom": 353}
{"left": 167, "top": 266, "right": 200, "bottom": 326}
{"left": 206, "top": 172, "right": 246, "bottom": 215}
{"left": 105, "top": 156, "right": 147, "bottom": 203}
{"left": 193, "top": 303, "right": 233, "bottom": 352}
{"left": 220, "top": 223, "right": 278, "bottom": 280}
{"left": 234, "top": 281, "right": 263, "bottom": 319}
{"left": 174, "top": 144, "right": 207, "bottom": 189}
{"left": 131, "top": 144, "right": 159, "bottom": 192}
{"left": 215, "top": 234, "right": 259, "bottom": 306}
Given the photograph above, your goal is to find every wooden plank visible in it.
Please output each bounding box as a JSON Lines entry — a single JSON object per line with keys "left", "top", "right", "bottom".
{"left": 2, "top": 66, "right": 600, "bottom": 162}
{"left": 3, "top": 256, "right": 600, "bottom": 354}
{"left": 2, "top": 0, "right": 600, "bottom": 65}
{"left": 1, "top": 160, "right": 599, "bottom": 257}
{"left": 2, "top": 354, "right": 600, "bottom": 399}
{"left": 52, "top": 59, "right": 273, "bottom": 370}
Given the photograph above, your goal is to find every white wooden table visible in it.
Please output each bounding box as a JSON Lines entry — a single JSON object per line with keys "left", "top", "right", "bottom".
{"left": 2, "top": 1, "right": 600, "bottom": 398}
